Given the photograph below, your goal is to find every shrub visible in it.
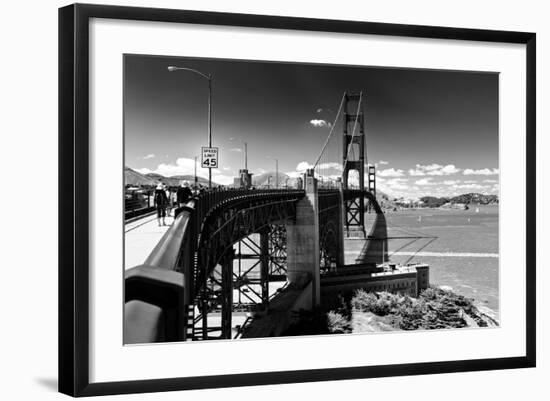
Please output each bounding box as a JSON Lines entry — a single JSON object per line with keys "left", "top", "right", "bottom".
{"left": 327, "top": 311, "right": 351, "bottom": 334}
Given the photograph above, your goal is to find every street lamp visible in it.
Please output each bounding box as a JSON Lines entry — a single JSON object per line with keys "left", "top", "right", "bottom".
{"left": 167, "top": 65, "right": 213, "bottom": 189}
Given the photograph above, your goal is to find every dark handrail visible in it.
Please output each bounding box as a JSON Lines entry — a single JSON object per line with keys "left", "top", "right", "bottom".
{"left": 139, "top": 189, "right": 306, "bottom": 272}
{"left": 144, "top": 199, "right": 196, "bottom": 270}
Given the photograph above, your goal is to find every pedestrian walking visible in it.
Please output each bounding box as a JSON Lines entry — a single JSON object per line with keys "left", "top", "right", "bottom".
{"left": 154, "top": 182, "right": 169, "bottom": 226}
{"left": 176, "top": 180, "right": 193, "bottom": 207}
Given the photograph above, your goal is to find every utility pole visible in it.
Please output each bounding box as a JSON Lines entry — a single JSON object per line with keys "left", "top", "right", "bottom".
{"left": 194, "top": 156, "right": 198, "bottom": 186}
{"left": 275, "top": 159, "right": 279, "bottom": 189}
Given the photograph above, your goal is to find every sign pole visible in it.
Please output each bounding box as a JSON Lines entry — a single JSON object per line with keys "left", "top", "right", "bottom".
{"left": 208, "top": 75, "right": 212, "bottom": 189}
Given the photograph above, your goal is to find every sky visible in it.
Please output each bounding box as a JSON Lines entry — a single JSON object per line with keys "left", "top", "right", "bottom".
{"left": 124, "top": 54, "right": 499, "bottom": 199}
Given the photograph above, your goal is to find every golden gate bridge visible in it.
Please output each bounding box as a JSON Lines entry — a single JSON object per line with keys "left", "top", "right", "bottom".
{"left": 124, "top": 91, "right": 432, "bottom": 343}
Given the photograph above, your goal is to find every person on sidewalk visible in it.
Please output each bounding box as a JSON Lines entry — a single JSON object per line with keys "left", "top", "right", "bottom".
{"left": 154, "top": 182, "right": 169, "bottom": 226}
{"left": 176, "top": 180, "right": 193, "bottom": 207}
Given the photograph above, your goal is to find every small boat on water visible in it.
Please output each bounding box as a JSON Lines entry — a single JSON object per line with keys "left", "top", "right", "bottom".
{"left": 475, "top": 207, "right": 480, "bottom": 213}
{"left": 418, "top": 215, "right": 422, "bottom": 222}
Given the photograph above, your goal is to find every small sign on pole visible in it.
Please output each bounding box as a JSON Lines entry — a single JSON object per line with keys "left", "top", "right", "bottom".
{"left": 201, "top": 147, "right": 218, "bottom": 168}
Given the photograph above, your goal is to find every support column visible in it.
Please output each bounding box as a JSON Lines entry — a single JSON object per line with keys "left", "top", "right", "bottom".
{"left": 260, "top": 228, "right": 270, "bottom": 307}
{"left": 336, "top": 179, "right": 346, "bottom": 268}
{"left": 220, "top": 250, "right": 234, "bottom": 339}
{"left": 286, "top": 169, "right": 320, "bottom": 307}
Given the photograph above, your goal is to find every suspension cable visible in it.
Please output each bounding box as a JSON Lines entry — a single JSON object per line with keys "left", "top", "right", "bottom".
{"left": 313, "top": 93, "right": 346, "bottom": 169}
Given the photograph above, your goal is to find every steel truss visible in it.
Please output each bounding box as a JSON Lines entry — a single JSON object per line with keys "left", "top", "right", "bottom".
{"left": 189, "top": 195, "right": 300, "bottom": 340}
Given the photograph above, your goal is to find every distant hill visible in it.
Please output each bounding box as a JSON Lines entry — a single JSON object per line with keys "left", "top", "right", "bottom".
{"left": 418, "top": 193, "right": 498, "bottom": 208}
{"left": 144, "top": 173, "right": 214, "bottom": 187}
{"left": 169, "top": 175, "right": 212, "bottom": 187}
{"left": 124, "top": 167, "right": 220, "bottom": 187}
{"left": 449, "top": 193, "right": 498, "bottom": 205}
{"left": 375, "top": 190, "right": 399, "bottom": 210}
{"left": 252, "top": 171, "right": 293, "bottom": 188}
{"left": 124, "top": 167, "right": 157, "bottom": 186}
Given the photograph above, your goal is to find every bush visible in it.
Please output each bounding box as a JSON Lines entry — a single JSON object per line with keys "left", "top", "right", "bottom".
{"left": 351, "top": 290, "right": 410, "bottom": 316}
{"left": 327, "top": 311, "right": 351, "bottom": 334}
{"left": 349, "top": 286, "right": 481, "bottom": 330}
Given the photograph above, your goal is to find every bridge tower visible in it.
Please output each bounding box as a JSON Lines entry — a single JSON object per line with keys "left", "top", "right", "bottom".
{"left": 342, "top": 91, "right": 367, "bottom": 236}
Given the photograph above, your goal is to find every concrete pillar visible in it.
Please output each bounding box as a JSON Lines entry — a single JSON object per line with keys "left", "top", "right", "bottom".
{"left": 286, "top": 169, "right": 320, "bottom": 307}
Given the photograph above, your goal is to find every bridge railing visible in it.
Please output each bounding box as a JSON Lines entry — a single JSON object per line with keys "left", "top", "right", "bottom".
{"left": 124, "top": 187, "right": 306, "bottom": 342}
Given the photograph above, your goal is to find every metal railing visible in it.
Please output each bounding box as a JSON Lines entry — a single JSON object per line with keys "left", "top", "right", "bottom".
{"left": 138, "top": 188, "right": 305, "bottom": 271}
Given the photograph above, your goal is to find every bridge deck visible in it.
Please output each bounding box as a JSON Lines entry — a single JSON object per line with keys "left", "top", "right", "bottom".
{"left": 124, "top": 212, "right": 175, "bottom": 270}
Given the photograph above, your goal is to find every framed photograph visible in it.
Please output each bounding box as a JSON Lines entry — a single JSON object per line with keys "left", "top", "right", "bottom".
{"left": 58, "top": 3, "right": 536, "bottom": 397}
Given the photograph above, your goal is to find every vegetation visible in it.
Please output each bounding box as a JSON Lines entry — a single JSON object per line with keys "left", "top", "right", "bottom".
{"left": 418, "top": 193, "right": 499, "bottom": 208}
{"left": 419, "top": 196, "right": 450, "bottom": 208}
{"left": 283, "top": 287, "right": 492, "bottom": 336}
{"left": 350, "top": 287, "right": 488, "bottom": 330}
{"left": 449, "top": 193, "right": 498, "bottom": 205}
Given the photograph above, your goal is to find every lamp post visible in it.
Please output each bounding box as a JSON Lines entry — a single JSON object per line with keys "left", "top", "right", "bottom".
{"left": 167, "top": 65, "right": 213, "bottom": 189}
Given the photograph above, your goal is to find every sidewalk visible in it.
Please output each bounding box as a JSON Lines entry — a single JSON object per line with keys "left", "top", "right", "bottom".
{"left": 124, "top": 211, "right": 175, "bottom": 270}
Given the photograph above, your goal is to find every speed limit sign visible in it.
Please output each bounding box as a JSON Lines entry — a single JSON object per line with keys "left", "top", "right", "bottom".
{"left": 201, "top": 147, "right": 218, "bottom": 168}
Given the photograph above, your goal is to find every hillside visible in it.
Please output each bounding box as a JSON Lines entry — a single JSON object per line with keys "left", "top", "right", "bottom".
{"left": 449, "top": 193, "right": 498, "bottom": 205}
{"left": 375, "top": 190, "right": 398, "bottom": 210}
{"left": 252, "top": 171, "right": 293, "bottom": 187}
{"left": 124, "top": 167, "right": 219, "bottom": 187}
{"left": 145, "top": 173, "right": 213, "bottom": 187}
{"left": 169, "top": 175, "right": 212, "bottom": 187}
{"left": 124, "top": 167, "right": 157, "bottom": 186}
{"left": 419, "top": 193, "right": 498, "bottom": 208}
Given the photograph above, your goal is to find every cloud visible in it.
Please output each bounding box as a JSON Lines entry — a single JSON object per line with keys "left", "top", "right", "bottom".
{"left": 451, "top": 183, "right": 486, "bottom": 190}
{"left": 378, "top": 168, "right": 404, "bottom": 177}
{"left": 443, "top": 180, "right": 460, "bottom": 185}
{"left": 415, "top": 178, "right": 436, "bottom": 186}
{"left": 408, "top": 163, "right": 460, "bottom": 176}
{"left": 318, "top": 162, "right": 342, "bottom": 171}
{"left": 285, "top": 171, "right": 303, "bottom": 179}
{"left": 380, "top": 178, "right": 409, "bottom": 192}
{"left": 310, "top": 119, "right": 331, "bottom": 128}
{"left": 143, "top": 153, "right": 155, "bottom": 160}
{"left": 378, "top": 160, "right": 389, "bottom": 165}
{"left": 137, "top": 157, "right": 235, "bottom": 185}
{"left": 228, "top": 147, "right": 242, "bottom": 152}
{"left": 483, "top": 179, "right": 498, "bottom": 183}
{"left": 135, "top": 167, "right": 154, "bottom": 175}
{"left": 285, "top": 161, "right": 342, "bottom": 182}
{"left": 463, "top": 168, "right": 499, "bottom": 176}
{"left": 296, "top": 161, "right": 313, "bottom": 172}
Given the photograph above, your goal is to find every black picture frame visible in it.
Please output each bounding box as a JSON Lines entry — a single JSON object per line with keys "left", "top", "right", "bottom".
{"left": 58, "top": 3, "right": 536, "bottom": 397}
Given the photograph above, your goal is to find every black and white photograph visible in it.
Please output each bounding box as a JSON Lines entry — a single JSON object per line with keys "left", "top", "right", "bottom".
{"left": 124, "top": 54, "right": 500, "bottom": 343}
